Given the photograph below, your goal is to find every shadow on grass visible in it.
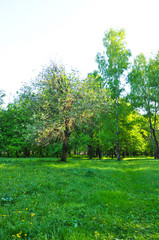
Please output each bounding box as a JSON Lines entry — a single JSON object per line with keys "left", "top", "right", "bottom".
{"left": 0, "top": 157, "right": 158, "bottom": 173}
{"left": 124, "top": 157, "right": 155, "bottom": 162}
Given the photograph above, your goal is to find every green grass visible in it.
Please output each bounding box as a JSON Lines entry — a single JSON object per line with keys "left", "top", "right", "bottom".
{"left": 0, "top": 157, "right": 159, "bottom": 240}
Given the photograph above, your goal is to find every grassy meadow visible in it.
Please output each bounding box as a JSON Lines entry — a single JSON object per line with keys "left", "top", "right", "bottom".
{"left": 0, "top": 157, "right": 159, "bottom": 240}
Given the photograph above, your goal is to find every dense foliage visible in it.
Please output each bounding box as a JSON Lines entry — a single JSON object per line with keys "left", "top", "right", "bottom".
{"left": 0, "top": 29, "right": 158, "bottom": 160}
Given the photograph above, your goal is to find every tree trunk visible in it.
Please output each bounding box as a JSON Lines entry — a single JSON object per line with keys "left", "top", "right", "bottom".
{"left": 116, "top": 99, "right": 121, "bottom": 161}
{"left": 153, "top": 101, "right": 159, "bottom": 158}
{"left": 150, "top": 128, "right": 156, "bottom": 158}
{"left": 60, "top": 126, "right": 70, "bottom": 162}
{"left": 98, "top": 149, "right": 101, "bottom": 160}
{"left": 152, "top": 127, "right": 159, "bottom": 159}
{"left": 24, "top": 147, "right": 30, "bottom": 157}
{"left": 39, "top": 146, "right": 44, "bottom": 157}
{"left": 60, "top": 139, "right": 68, "bottom": 162}
{"left": 148, "top": 112, "right": 159, "bottom": 159}
{"left": 111, "top": 149, "right": 114, "bottom": 159}
{"left": 96, "top": 146, "right": 101, "bottom": 159}
{"left": 88, "top": 145, "right": 93, "bottom": 159}
{"left": 74, "top": 148, "right": 77, "bottom": 155}
{"left": 122, "top": 151, "right": 126, "bottom": 158}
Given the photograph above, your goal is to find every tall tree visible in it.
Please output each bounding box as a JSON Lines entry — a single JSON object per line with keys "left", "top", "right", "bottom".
{"left": 128, "top": 53, "right": 159, "bottom": 159}
{"left": 96, "top": 28, "right": 131, "bottom": 160}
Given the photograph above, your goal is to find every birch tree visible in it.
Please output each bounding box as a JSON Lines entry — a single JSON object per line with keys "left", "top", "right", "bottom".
{"left": 96, "top": 29, "right": 131, "bottom": 160}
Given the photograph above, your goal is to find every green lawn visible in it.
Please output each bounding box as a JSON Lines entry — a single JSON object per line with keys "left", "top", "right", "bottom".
{"left": 0, "top": 157, "right": 159, "bottom": 240}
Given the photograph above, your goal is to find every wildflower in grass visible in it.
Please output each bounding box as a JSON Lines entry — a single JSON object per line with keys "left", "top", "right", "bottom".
{"left": 31, "top": 213, "right": 35, "bottom": 217}
{"left": 94, "top": 231, "right": 100, "bottom": 238}
{"left": 93, "top": 217, "right": 96, "bottom": 220}
{"left": 12, "top": 235, "right": 15, "bottom": 237}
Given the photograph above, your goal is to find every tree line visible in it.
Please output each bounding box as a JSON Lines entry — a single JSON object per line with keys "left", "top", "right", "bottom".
{"left": 0, "top": 29, "right": 159, "bottom": 161}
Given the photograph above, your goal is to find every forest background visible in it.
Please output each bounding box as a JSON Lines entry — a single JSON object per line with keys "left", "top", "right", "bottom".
{"left": 0, "top": 28, "right": 159, "bottom": 162}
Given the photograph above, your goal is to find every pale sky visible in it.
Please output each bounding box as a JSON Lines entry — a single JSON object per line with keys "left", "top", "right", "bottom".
{"left": 0, "top": 0, "right": 159, "bottom": 103}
